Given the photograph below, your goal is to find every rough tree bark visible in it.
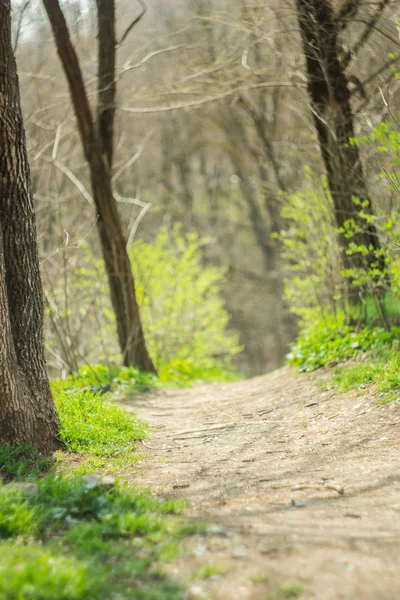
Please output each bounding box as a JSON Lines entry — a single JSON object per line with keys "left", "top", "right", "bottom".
{"left": 0, "top": 0, "right": 61, "bottom": 451}
{"left": 295, "top": 0, "right": 385, "bottom": 273}
{"left": 42, "top": 0, "right": 156, "bottom": 372}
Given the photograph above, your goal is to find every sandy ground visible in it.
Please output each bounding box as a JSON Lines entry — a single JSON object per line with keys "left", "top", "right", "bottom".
{"left": 123, "top": 367, "right": 400, "bottom": 600}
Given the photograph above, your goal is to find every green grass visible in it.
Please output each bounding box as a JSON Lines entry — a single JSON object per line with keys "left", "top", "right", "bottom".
{"left": 55, "top": 387, "right": 148, "bottom": 472}
{"left": 56, "top": 364, "right": 158, "bottom": 396}
{"left": 0, "top": 443, "right": 53, "bottom": 482}
{"left": 0, "top": 544, "right": 98, "bottom": 600}
{"left": 0, "top": 360, "right": 243, "bottom": 598}
{"left": 328, "top": 347, "right": 400, "bottom": 396}
{"left": 158, "top": 359, "right": 241, "bottom": 387}
{"left": 0, "top": 473, "right": 189, "bottom": 599}
{"left": 278, "top": 584, "right": 304, "bottom": 598}
{"left": 347, "top": 293, "right": 400, "bottom": 329}
{"left": 55, "top": 361, "right": 241, "bottom": 397}
{"left": 0, "top": 376, "right": 208, "bottom": 599}
{"left": 288, "top": 307, "right": 400, "bottom": 402}
{"left": 262, "top": 582, "right": 304, "bottom": 600}
{"left": 287, "top": 311, "right": 400, "bottom": 372}
{"left": 192, "top": 561, "right": 226, "bottom": 580}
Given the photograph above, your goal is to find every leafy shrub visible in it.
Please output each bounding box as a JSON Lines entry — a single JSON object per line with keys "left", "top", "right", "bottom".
{"left": 276, "top": 168, "right": 343, "bottom": 318}
{"left": 158, "top": 358, "right": 241, "bottom": 387}
{"left": 59, "top": 363, "right": 157, "bottom": 395}
{"left": 46, "top": 227, "right": 242, "bottom": 375}
{"left": 282, "top": 113, "right": 400, "bottom": 398}
{"left": 25, "top": 475, "right": 181, "bottom": 535}
{"left": 277, "top": 163, "right": 400, "bottom": 329}
{"left": 288, "top": 311, "right": 400, "bottom": 372}
{"left": 56, "top": 360, "right": 239, "bottom": 396}
{"left": 129, "top": 228, "right": 242, "bottom": 368}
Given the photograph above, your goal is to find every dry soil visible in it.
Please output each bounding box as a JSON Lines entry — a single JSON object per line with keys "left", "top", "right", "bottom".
{"left": 123, "top": 367, "right": 400, "bottom": 600}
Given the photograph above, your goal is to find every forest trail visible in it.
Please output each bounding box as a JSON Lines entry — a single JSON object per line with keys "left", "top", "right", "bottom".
{"left": 123, "top": 367, "right": 400, "bottom": 600}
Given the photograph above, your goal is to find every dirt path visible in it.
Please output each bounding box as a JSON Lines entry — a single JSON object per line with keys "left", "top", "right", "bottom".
{"left": 123, "top": 367, "right": 400, "bottom": 600}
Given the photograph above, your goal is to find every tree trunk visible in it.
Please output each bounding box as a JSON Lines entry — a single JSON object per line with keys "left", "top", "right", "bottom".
{"left": 295, "top": 0, "right": 383, "bottom": 273}
{"left": 0, "top": 0, "right": 61, "bottom": 451}
{"left": 42, "top": 0, "right": 156, "bottom": 372}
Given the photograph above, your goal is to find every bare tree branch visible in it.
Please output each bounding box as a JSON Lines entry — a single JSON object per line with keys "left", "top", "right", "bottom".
{"left": 112, "top": 128, "right": 154, "bottom": 182}
{"left": 43, "top": 157, "right": 94, "bottom": 206}
{"left": 358, "top": 54, "right": 400, "bottom": 90}
{"left": 120, "top": 45, "right": 185, "bottom": 78}
{"left": 353, "top": 19, "right": 400, "bottom": 49}
{"left": 336, "top": 0, "right": 363, "bottom": 27}
{"left": 13, "top": 0, "right": 31, "bottom": 53}
{"left": 120, "top": 81, "right": 306, "bottom": 114}
{"left": 117, "top": 0, "right": 147, "bottom": 47}
{"left": 344, "top": 0, "right": 392, "bottom": 66}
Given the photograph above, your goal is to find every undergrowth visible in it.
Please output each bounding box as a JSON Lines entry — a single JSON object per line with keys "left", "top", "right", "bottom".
{"left": 0, "top": 473, "right": 190, "bottom": 599}
{"left": 0, "top": 381, "right": 203, "bottom": 598}
{"left": 56, "top": 360, "right": 241, "bottom": 397}
{"left": 288, "top": 306, "right": 400, "bottom": 400}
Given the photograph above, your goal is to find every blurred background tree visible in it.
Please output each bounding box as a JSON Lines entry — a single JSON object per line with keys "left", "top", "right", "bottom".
{"left": 12, "top": 0, "right": 400, "bottom": 377}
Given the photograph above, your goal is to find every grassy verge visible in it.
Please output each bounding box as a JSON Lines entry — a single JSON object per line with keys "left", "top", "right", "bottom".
{"left": 55, "top": 361, "right": 241, "bottom": 398}
{"left": 0, "top": 473, "right": 190, "bottom": 599}
{"left": 54, "top": 387, "right": 148, "bottom": 474}
{"left": 0, "top": 383, "right": 203, "bottom": 599}
{"left": 288, "top": 312, "right": 400, "bottom": 401}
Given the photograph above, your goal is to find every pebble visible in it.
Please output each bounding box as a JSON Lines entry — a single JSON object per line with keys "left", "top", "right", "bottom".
{"left": 206, "top": 525, "right": 232, "bottom": 537}
{"left": 231, "top": 546, "right": 247, "bottom": 559}
{"left": 189, "top": 585, "right": 206, "bottom": 598}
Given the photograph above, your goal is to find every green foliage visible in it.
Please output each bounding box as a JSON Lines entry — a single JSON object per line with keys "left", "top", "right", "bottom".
{"left": 48, "top": 227, "right": 242, "bottom": 377}
{"left": 284, "top": 116, "right": 400, "bottom": 401}
{"left": 0, "top": 474, "right": 188, "bottom": 599}
{"left": 0, "top": 379, "right": 197, "bottom": 598}
{"left": 55, "top": 359, "right": 239, "bottom": 406}
{"left": 28, "top": 475, "right": 182, "bottom": 535}
{"left": 288, "top": 305, "right": 400, "bottom": 401}
{"left": 277, "top": 166, "right": 400, "bottom": 328}
{"left": 59, "top": 363, "right": 158, "bottom": 395}
{"left": 129, "top": 227, "right": 242, "bottom": 368}
{"left": 0, "top": 545, "right": 97, "bottom": 600}
{"left": 192, "top": 561, "right": 226, "bottom": 580}
{"left": 55, "top": 387, "right": 148, "bottom": 462}
{"left": 0, "top": 489, "right": 37, "bottom": 539}
{"left": 0, "top": 443, "right": 53, "bottom": 482}
{"left": 329, "top": 346, "right": 400, "bottom": 395}
{"left": 278, "top": 583, "right": 304, "bottom": 598}
{"left": 277, "top": 168, "right": 343, "bottom": 318}
{"left": 288, "top": 311, "right": 400, "bottom": 372}
{"left": 158, "top": 358, "right": 241, "bottom": 387}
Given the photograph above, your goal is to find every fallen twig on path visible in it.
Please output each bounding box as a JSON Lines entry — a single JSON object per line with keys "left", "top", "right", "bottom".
{"left": 171, "top": 420, "right": 281, "bottom": 438}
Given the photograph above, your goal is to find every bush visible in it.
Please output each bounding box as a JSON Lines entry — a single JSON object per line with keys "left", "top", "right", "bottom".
{"left": 276, "top": 168, "right": 343, "bottom": 318}
{"left": 46, "top": 227, "right": 242, "bottom": 376}
{"left": 59, "top": 363, "right": 157, "bottom": 395}
{"left": 282, "top": 113, "right": 400, "bottom": 398}
{"left": 158, "top": 358, "right": 241, "bottom": 387}
{"left": 287, "top": 311, "right": 400, "bottom": 372}
{"left": 277, "top": 168, "right": 400, "bottom": 324}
